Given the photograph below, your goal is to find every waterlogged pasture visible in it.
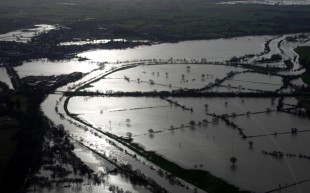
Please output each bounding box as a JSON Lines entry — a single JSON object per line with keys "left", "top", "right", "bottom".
{"left": 134, "top": 122, "right": 310, "bottom": 193}
{"left": 67, "top": 96, "right": 310, "bottom": 193}
{"left": 84, "top": 64, "right": 245, "bottom": 92}
{"left": 68, "top": 97, "right": 279, "bottom": 137}
{"left": 39, "top": 33, "right": 310, "bottom": 193}
{"left": 231, "top": 112, "right": 310, "bottom": 137}
{"left": 78, "top": 36, "right": 270, "bottom": 63}
{"left": 175, "top": 97, "right": 277, "bottom": 115}
{"left": 0, "top": 24, "right": 55, "bottom": 43}
{"left": 68, "top": 97, "right": 191, "bottom": 136}
{"left": 15, "top": 59, "right": 101, "bottom": 78}
{"left": 221, "top": 72, "right": 283, "bottom": 91}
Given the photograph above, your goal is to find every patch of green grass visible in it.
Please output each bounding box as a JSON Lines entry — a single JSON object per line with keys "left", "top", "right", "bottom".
{"left": 295, "top": 46, "right": 310, "bottom": 68}
{"left": 295, "top": 46, "right": 310, "bottom": 85}
{"left": 301, "top": 73, "right": 310, "bottom": 85}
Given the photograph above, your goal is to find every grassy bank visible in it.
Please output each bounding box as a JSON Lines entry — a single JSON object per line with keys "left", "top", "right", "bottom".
{"left": 301, "top": 74, "right": 310, "bottom": 85}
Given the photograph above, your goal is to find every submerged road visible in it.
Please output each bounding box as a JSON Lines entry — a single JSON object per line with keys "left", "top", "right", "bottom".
{"left": 3, "top": 62, "right": 21, "bottom": 90}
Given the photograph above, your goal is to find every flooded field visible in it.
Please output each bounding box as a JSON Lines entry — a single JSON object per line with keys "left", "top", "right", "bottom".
{"left": 15, "top": 59, "right": 102, "bottom": 78}
{"left": 221, "top": 72, "right": 283, "bottom": 91}
{"left": 78, "top": 35, "right": 271, "bottom": 63}
{"left": 0, "top": 24, "right": 55, "bottom": 43}
{"left": 35, "top": 32, "right": 310, "bottom": 193}
{"left": 84, "top": 64, "right": 245, "bottom": 92}
{"left": 64, "top": 96, "right": 310, "bottom": 193}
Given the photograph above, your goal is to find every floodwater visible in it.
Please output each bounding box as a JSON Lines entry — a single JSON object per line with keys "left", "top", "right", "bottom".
{"left": 15, "top": 59, "right": 101, "bottom": 78}
{"left": 78, "top": 35, "right": 271, "bottom": 63}
{"left": 41, "top": 94, "right": 199, "bottom": 193}
{"left": 67, "top": 96, "right": 310, "bottom": 193}
{"left": 222, "top": 72, "right": 283, "bottom": 91}
{"left": 16, "top": 33, "right": 308, "bottom": 80}
{"left": 0, "top": 24, "right": 55, "bottom": 43}
{"left": 84, "top": 64, "right": 245, "bottom": 92}
{"left": 59, "top": 39, "right": 148, "bottom": 46}
{"left": 37, "top": 33, "right": 310, "bottom": 193}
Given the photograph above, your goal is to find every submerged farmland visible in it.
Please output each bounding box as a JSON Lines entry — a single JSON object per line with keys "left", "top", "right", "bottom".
{"left": 31, "top": 32, "right": 310, "bottom": 193}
